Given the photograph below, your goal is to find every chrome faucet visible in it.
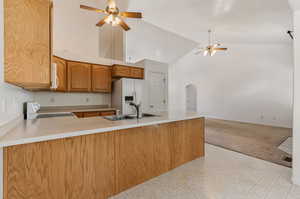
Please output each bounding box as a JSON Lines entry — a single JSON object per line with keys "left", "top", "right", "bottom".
{"left": 129, "top": 102, "right": 142, "bottom": 119}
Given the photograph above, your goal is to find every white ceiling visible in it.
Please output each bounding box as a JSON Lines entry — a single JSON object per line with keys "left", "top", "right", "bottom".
{"left": 127, "top": 0, "right": 293, "bottom": 44}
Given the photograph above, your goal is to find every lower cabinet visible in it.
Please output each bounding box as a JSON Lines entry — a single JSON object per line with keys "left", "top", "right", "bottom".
{"left": 4, "top": 132, "right": 115, "bottom": 199}
{"left": 4, "top": 118, "right": 204, "bottom": 199}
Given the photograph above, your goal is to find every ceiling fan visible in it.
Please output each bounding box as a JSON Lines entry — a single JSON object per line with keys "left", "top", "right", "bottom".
{"left": 195, "top": 30, "right": 228, "bottom": 56}
{"left": 80, "top": 0, "right": 142, "bottom": 31}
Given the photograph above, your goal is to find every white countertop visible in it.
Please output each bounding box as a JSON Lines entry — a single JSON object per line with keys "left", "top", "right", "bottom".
{"left": 0, "top": 111, "right": 204, "bottom": 148}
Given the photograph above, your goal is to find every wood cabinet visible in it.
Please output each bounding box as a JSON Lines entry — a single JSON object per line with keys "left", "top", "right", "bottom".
{"left": 101, "top": 111, "right": 116, "bottom": 116}
{"left": 83, "top": 112, "right": 101, "bottom": 118}
{"left": 92, "top": 65, "right": 112, "bottom": 93}
{"left": 112, "top": 65, "right": 144, "bottom": 79}
{"left": 74, "top": 111, "right": 116, "bottom": 118}
{"left": 4, "top": 0, "right": 52, "bottom": 89}
{"left": 73, "top": 112, "right": 84, "bottom": 118}
{"left": 4, "top": 132, "right": 116, "bottom": 199}
{"left": 67, "top": 61, "right": 91, "bottom": 92}
{"left": 52, "top": 56, "right": 67, "bottom": 91}
{"left": 115, "top": 126, "right": 155, "bottom": 193}
{"left": 4, "top": 118, "right": 204, "bottom": 199}
{"left": 171, "top": 119, "right": 205, "bottom": 168}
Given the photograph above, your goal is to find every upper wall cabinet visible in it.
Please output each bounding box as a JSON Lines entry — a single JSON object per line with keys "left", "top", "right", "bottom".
{"left": 92, "top": 65, "right": 112, "bottom": 93}
{"left": 67, "top": 61, "right": 91, "bottom": 92}
{"left": 112, "top": 65, "right": 144, "bottom": 79}
{"left": 52, "top": 56, "right": 67, "bottom": 92}
{"left": 4, "top": 0, "right": 52, "bottom": 89}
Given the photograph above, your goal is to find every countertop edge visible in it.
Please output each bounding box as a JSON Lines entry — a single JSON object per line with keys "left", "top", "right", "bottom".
{"left": 0, "top": 115, "right": 204, "bottom": 148}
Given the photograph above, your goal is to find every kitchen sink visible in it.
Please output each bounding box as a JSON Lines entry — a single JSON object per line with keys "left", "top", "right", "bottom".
{"left": 104, "top": 113, "right": 159, "bottom": 121}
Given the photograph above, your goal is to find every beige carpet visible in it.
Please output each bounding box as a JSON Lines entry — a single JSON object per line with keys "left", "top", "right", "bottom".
{"left": 205, "top": 118, "right": 293, "bottom": 167}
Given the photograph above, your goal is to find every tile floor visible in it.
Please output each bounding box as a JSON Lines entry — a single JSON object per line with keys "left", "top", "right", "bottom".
{"left": 112, "top": 144, "right": 299, "bottom": 199}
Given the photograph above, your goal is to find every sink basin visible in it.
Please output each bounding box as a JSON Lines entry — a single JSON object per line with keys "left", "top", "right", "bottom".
{"left": 142, "top": 113, "right": 159, "bottom": 117}
{"left": 104, "top": 113, "right": 159, "bottom": 121}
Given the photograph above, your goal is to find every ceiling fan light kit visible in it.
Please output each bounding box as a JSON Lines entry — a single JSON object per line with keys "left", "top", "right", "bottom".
{"left": 80, "top": 0, "right": 142, "bottom": 31}
{"left": 195, "top": 30, "right": 228, "bottom": 57}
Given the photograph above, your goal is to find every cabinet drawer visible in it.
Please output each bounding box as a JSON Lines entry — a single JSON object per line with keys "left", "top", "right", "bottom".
{"left": 74, "top": 112, "right": 84, "bottom": 118}
{"left": 83, "top": 112, "right": 101, "bottom": 118}
{"left": 101, "top": 111, "right": 116, "bottom": 116}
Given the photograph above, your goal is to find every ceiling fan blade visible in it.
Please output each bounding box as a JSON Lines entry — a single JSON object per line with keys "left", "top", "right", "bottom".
{"left": 80, "top": 5, "right": 105, "bottom": 13}
{"left": 214, "top": 48, "right": 228, "bottom": 51}
{"left": 96, "top": 16, "right": 108, "bottom": 27}
{"left": 120, "top": 12, "right": 142, "bottom": 18}
{"left": 119, "top": 19, "right": 130, "bottom": 31}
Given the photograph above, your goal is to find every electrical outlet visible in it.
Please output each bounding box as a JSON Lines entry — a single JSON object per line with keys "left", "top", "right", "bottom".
{"left": 273, "top": 117, "right": 277, "bottom": 121}
{"left": 86, "top": 98, "right": 90, "bottom": 103}
{"left": 260, "top": 115, "right": 264, "bottom": 120}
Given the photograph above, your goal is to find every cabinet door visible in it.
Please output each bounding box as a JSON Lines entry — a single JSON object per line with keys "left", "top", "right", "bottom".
{"left": 53, "top": 56, "right": 67, "bottom": 91}
{"left": 92, "top": 65, "right": 112, "bottom": 93}
{"left": 4, "top": 0, "right": 51, "bottom": 89}
{"left": 67, "top": 61, "right": 91, "bottom": 92}
{"left": 115, "top": 126, "right": 155, "bottom": 193}
{"left": 4, "top": 132, "right": 116, "bottom": 199}
{"left": 171, "top": 119, "right": 205, "bottom": 169}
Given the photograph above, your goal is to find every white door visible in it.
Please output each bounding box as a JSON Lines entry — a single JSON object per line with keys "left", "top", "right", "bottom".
{"left": 149, "top": 72, "right": 167, "bottom": 112}
{"left": 186, "top": 84, "right": 197, "bottom": 112}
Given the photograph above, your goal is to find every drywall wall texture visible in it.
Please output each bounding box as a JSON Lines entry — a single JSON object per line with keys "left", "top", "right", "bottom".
{"left": 125, "top": 21, "right": 197, "bottom": 64}
{"left": 33, "top": 92, "right": 111, "bottom": 107}
{"left": 169, "top": 43, "right": 293, "bottom": 128}
{"left": 0, "top": 0, "right": 33, "bottom": 126}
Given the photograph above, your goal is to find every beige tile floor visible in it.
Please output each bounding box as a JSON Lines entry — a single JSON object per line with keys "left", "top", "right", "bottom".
{"left": 111, "top": 144, "right": 299, "bottom": 199}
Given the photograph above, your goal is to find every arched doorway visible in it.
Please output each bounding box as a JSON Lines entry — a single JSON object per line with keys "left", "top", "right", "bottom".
{"left": 186, "top": 84, "right": 197, "bottom": 112}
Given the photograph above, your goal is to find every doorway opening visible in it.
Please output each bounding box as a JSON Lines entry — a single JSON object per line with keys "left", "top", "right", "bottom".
{"left": 186, "top": 84, "right": 197, "bottom": 112}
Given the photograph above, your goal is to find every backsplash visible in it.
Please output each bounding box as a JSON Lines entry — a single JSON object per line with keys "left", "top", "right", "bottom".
{"left": 33, "top": 92, "right": 111, "bottom": 107}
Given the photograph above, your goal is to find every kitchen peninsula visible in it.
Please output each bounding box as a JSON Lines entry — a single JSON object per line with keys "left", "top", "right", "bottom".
{"left": 0, "top": 111, "right": 205, "bottom": 199}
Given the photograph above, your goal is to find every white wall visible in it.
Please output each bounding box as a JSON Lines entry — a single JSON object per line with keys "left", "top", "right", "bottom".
{"left": 0, "top": 0, "right": 33, "bottom": 126}
{"left": 169, "top": 43, "right": 293, "bottom": 128}
{"left": 292, "top": 10, "right": 300, "bottom": 186}
{"left": 126, "top": 21, "right": 197, "bottom": 64}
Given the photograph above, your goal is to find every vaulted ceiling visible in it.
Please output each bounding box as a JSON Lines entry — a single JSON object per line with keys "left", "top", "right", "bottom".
{"left": 127, "top": 0, "right": 293, "bottom": 44}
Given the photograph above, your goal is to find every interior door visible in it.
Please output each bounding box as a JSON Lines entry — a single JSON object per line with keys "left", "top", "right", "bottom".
{"left": 149, "top": 72, "right": 167, "bottom": 112}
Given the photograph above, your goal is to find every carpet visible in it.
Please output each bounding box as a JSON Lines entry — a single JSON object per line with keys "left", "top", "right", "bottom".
{"left": 205, "top": 118, "right": 293, "bottom": 167}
